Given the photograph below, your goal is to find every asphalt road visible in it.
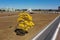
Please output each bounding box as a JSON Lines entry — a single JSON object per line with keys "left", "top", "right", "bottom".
{"left": 34, "top": 16, "right": 60, "bottom": 40}
{"left": 56, "top": 28, "right": 60, "bottom": 40}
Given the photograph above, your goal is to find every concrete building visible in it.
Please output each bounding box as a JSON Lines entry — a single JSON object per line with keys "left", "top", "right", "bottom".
{"left": 58, "top": 6, "right": 60, "bottom": 10}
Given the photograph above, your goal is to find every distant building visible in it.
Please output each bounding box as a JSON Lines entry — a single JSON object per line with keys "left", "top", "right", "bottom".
{"left": 7, "top": 8, "right": 15, "bottom": 12}
{"left": 0, "top": 8, "right": 15, "bottom": 12}
{"left": 58, "top": 6, "right": 60, "bottom": 10}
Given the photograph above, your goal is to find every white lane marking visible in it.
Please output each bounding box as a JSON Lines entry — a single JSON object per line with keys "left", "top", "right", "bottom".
{"left": 32, "top": 16, "right": 59, "bottom": 40}
{"left": 51, "top": 23, "right": 60, "bottom": 40}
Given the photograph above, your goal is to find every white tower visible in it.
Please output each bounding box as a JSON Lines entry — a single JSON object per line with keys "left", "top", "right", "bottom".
{"left": 27, "top": 8, "right": 32, "bottom": 12}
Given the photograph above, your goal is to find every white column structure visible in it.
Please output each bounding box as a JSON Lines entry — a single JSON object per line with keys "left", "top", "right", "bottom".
{"left": 27, "top": 8, "right": 32, "bottom": 12}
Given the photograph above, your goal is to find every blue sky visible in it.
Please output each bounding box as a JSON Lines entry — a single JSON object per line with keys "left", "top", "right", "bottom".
{"left": 0, "top": 0, "right": 60, "bottom": 9}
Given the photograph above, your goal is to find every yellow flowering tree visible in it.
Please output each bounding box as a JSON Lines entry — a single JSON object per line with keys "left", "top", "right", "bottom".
{"left": 16, "top": 11, "right": 34, "bottom": 34}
